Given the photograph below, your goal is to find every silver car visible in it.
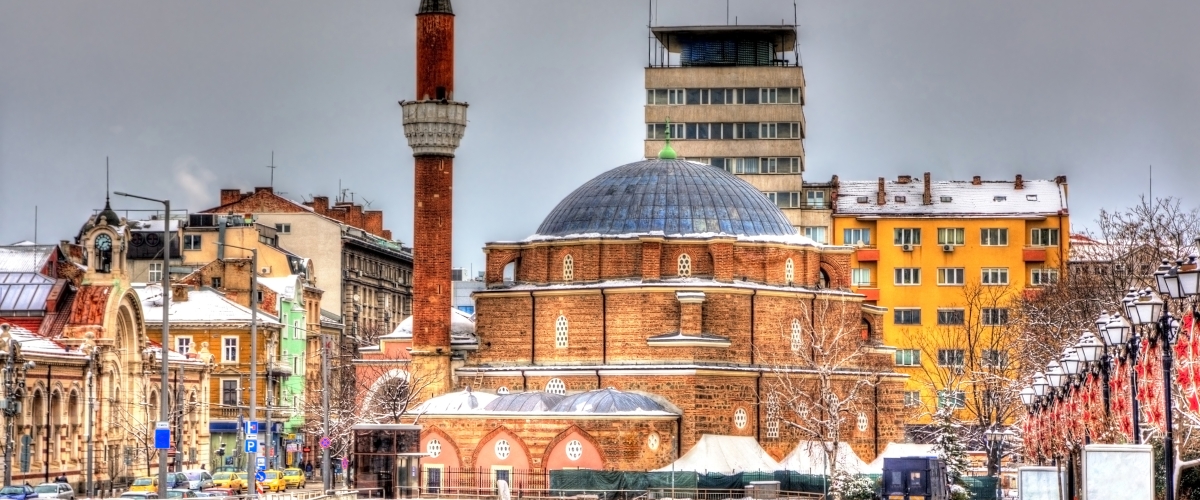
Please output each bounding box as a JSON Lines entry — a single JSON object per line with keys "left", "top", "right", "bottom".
{"left": 181, "top": 470, "right": 214, "bottom": 491}
{"left": 33, "top": 484, "right": 73, "bottom": 500}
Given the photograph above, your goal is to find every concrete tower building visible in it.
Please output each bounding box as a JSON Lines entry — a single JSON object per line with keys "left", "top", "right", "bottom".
{"left": 644, "top": 25, "right": 832, "bottom": 242}
{"left": 401, "top": 0, "right": 467, "bottom": 396}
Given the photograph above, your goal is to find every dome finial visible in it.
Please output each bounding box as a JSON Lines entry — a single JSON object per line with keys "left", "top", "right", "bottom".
{"left": 658, "top": 118, "right": 677, "bottom": 160}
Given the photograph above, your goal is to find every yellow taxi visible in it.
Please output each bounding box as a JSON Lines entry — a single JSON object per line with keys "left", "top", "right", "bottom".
{"left": 259, "top": 470, "right": 287, "bottom": 492}
{"left": 282, "top": 468, "right": 305, "bottom": 489}
{"left": 210, "top": 472, "right": 246, "bottom": 493}
{"left": 128, "top": 477, "right": 157, "bottom": 493}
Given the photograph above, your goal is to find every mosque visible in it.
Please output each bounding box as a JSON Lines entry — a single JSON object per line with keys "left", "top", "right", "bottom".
{"left": 350, "top": 0, "right": 908, "bottom": 489}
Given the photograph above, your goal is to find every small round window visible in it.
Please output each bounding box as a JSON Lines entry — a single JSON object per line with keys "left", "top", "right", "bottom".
{"left": 494, "top": 439, "right": 511, "bottom": 460}
{"left": 565, "top": 440, "right": 583, "bottom": 461}
{"left": 647, "top": 433, "right": 660, "bottom": 451}
{"left": 427, "top": 439, "right": 442, "bottom": 458}
{"left": 546, "top": 378, "right": 566, "bottom": 395}
{"left": 497, "top": 386, "right": 510, "bottom": 395}
{"left": 734, "top": 408, "right": 748, "bottom": 429}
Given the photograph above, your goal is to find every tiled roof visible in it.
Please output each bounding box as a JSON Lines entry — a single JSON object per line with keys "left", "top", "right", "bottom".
{"left": 835, "top": 178, "right": 1067, "bottom": 217}
{"left": 137, "top": 286, "right": 280, "bottom": 329}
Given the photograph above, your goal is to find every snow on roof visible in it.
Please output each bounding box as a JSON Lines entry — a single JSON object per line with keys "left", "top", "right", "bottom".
{"left": 0, "top": 245, "right": 55, "bottom": 273}
{"left": 136, "top": 285, "right": 280, "bottom": 328}
{"left": 257, "top": 276, "right": 300, "bottom": 300}
{"left": 836, "top": 178, "right": 1067, "bottom": 217}
{"left": 482, "top": 277, "right": 862, "bottom": 298}
{"left": 654, "top": 435, "right": 781, "bottom": 474}
{"left": 128, "top": 219, "right": 181, "bottom": 232}
{"left": 512, "top": 231, "right": 824, "bottom": 247}
{"left": 144, "top": 340, "right": 205, "bottom": 365}
{"left": 412, "top": 389, "right": 498, "bottom": 414}
{"left": 382, "top": 308, "right": 475, "bottom": 339}
{"left": 1, "top": 323, "right": 86, "bottom": 359}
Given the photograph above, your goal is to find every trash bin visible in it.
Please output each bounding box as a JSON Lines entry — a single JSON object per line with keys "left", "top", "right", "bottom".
{"left": 747, "top": 481, "right": 779, "bottom": 500}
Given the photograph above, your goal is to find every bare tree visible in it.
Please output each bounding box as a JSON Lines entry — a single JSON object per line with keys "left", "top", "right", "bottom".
{"left": 760, "top": 298, "right": 883, "bottom": 491}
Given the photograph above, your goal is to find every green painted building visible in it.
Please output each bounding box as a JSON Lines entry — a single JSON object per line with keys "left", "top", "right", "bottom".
{"left": 260, "top": 275, "right": 308, "bottom": 468}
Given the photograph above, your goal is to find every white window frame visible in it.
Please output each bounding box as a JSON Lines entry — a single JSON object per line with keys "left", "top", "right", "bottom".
{"left": 938, "top": 390, "right": 967, "bottom": 409}
{"left": 894, "top": 308, "right": 922, "bottom": 325}
{"left": 767, "top": 192, "right": 801, "bottom": 208}
{"left": 221, "top": 336, "right": 238, "bottom": 363}
{"left": 981, "top": 228, "right": 1009, "bottom": 246}
{"left": 275, "top": 223, "right": 292, "bottom": 234}
{"left": 843, "top": 228, "right": 871, "bottom": 246}
{"left": 903, "top": 391, "right": 922, "bottom": 407}
{"left": 937, "top": 228, "right": 965, "bottom": 246}
{"left": 805, "top": 190, "right": 825, "bottom": 206}
{"left": 893, "top": 228, "right": 922, "bottom": 246}
{"left": 1032, "top": 228, "right": 1060, "bottom": 247}
{"left": 851, "top": 268, "right": 871, "bottom": 286}
{"left": 802, "top": 226, "right": 827, "bottom": 243}
{"left": 677, "top": 254, "right": 691, "bottom": 276}
{"left": 148, "top": 262, "right": 163, "bottom": 283}
{"left": 981, "top": 267, "right": 1010, "bottom": 285}
{"left": 894, "top": 349, "right": 920, "bottom": 366}
{"left": 220, "top": 378, "right": 240, "bottom": 406}
{"left": 555, "top": 315, "right": 569, "bottom": 349}
{"left": 894, "top": 268, "right": 921, "bottom": 285}
{"left": 176, "top": 336, "right": 193, "bottom": 355}
{"left": 1031, "top": 268, "right": 1060, "bottom": 286}
{"left": 667, "top": 88, "right": 685, "bottom": 105}
{"left": 937, "top": 268, "right": 965, "bottom": 286}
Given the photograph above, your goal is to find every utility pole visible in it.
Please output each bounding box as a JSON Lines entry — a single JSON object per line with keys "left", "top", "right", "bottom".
{"left": 214, "top": 239, "right": 260, "bottom": 494}
{"left": 321, "top": 333, "right": 331, "bottom": 492}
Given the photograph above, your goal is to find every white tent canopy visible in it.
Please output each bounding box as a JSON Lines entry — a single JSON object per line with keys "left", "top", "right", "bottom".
{"left": 778, "top": 440, "right": 869, "bottom": 475}
{"left": 653, "top": 435, "right": 781, "bottom": 474}
{"left": 863, "top": 443, "right": 939, "bottom": 474}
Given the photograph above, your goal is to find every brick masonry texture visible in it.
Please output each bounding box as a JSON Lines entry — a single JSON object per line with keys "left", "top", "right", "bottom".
{"left": 412, "top": 155, "right": 453, "bottom": 354}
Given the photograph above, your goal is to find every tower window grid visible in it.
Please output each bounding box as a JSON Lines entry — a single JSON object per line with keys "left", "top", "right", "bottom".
{"left": 678, "top": 254, "right": 691, "bottom": 276}
{"left": 555, "top": 315, "right": 569, "bottom": 348}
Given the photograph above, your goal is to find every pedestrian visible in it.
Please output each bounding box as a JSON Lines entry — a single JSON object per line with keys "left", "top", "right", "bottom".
{"left": 305, "top": 462, "right": 313, "bottom": 479}
{"left": 496, "top": 478, "right": 510, "bottom": 500}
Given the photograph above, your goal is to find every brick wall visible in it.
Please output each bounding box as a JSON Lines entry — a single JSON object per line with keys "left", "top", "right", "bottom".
{"left": 532, "top": 293, "right": 603, "bottom": 365}
{"left": 412, "top": 155, "right": 453, "bottom": 354}
{"left": 599, "top": 242, "right": 641, "bottom": 280}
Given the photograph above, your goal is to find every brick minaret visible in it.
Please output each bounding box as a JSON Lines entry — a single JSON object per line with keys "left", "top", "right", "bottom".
{"left": 401, "top": 0, "right": 467, "bottom": 397}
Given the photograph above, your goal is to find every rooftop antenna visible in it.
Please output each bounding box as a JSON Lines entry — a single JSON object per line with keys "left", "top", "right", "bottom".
{"left": 106, "top": 157, "right": 111, "bottom": 204}
{"left": 33, "top": 206, "right": 37, "bottom": 245}
{"left": 266, "top": 151, "right": 277, "bottom": 189}
{"left": 362, "top": 197, "right": 374, "bottom": 209}
{"left": 727, "top": 0, "right": 730, "bottom": 25}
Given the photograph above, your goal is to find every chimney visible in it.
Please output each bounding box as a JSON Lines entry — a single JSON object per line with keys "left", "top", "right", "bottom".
{"left": 220, "top": 189, "right": 242, "bottom": 206}
{"left": 254, "top": 187, "right": 273, "bottom": 195}
{"left": 897, "top": 175, "right": 912, "bottom": 184}
{"left": 972, "top": 176, "right": 982, "bottom": 186}
{"left": 922, "top": 172, "right": 932, "bottom": 205}
{"left": 310, "top": 196, "right": 329, "bottom": 215}
{"left": 364, "top": 211, "right": 384, "bottom": 237}
{"left": 171, "top": 284, "right": 189, "bottom": 303}
{"left": 347, "top": 204, "right": 365, "bottom": 231}
{"left": 877, "top": 177, "right": 886, "bottom": 206}
{"left": 1014, "top": 174, "right": 1025, "bottom": 190}
{"left": 382, "top": 229, "right": 393, "bottom": 241}
{"left": 676, "top": 291, "right": 706, "bottom": 335}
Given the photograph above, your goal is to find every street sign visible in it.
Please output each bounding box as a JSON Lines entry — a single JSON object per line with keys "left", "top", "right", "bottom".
{"left": 319, "top": 437, "right": 331, "bottom": 449}
{"left": 244, "top": 439, "right": 258, "bottom": 453}
{"left": 256, "top": 457, "right": 266, "bottom": 470}
{"left": 255, "top": 471, "right": 266, "bottom": 483}
{"left": 341, "top": 457, "right": 348, "bottom": 470}
{"left": 246, "top": 421, "right": 259, "bottom": 435}
{"left": 154, "top": 421, "right": 170, "bottom": 450}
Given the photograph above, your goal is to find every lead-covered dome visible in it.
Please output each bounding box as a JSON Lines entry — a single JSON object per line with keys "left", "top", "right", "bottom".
{"left": 535, "top": 159, "right": 796, "bottom": 237}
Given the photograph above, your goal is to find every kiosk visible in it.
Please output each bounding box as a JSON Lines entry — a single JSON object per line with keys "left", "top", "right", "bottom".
{"left": 351, "top": 424, "right": 423, "bottom": 498}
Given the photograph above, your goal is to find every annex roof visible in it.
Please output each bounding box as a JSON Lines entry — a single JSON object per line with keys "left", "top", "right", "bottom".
{"left": 136, "top": 285, "right": 280, "bottom": 329}
{"left": 836, "top": 177, "right": 1067, "bottom": 218}
{"left": 654, "top": 434, "right": 781, "bottom": 474}
{"left": 0, "top": 273, "right": 54, "bottom": 314}
{"left": 1, "top": 323, "right": 86, "bottom": 360}
{"left": 0, "top": 245, "right": 55, "bottom": 273}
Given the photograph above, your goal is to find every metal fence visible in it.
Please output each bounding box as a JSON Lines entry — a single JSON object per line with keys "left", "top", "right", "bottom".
{"left": 415, "top": 468, "right": 824, "bottom": 500}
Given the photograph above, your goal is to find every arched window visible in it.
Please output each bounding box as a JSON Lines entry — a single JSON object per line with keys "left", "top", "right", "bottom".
{"left": 94, "top": 234, "right": 113, "bottom": 273}
{"left": 678, "top": 254, "right": 691, "bottom": 277}
{"left": 790, "top": 319, "right": 803, "bottom": 352}
{"left": 562, "top": 254, "right": 574, "bottom": 282}
{"left": 785, "top": 258, "right": 794, "bottom": 283}
{"left": 555, "top": 315, "right": 569, "bottom": 348}
{"left": 546, "top": 378, "right": 566, "bottom": 395}
{"left": 818, "top": 269, "right": 830, "bottom": 288}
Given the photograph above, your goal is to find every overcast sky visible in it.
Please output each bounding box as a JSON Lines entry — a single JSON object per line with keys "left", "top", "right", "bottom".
{"left": 2, "top": 0, "right": 1198, "bottom": 273}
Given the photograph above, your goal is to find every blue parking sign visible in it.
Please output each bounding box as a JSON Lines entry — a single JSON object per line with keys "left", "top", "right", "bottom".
{"left": 245, "top": 439, "right": 258, "bottom": 453}
{"left": 154, "top": 422, "right": 170, "bottom": 450}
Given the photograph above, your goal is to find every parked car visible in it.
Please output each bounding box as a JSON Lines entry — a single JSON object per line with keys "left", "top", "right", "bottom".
{"left": 33, "top": 483, "right": 73, "bottom": 500}
{"left": 0, "top": 485, "right": 37, "bottom": 500}
{"left": 209, "top": 472, "right": 245, "bottom": 493}
{"left": 118, "top": 493, "right": 158, "bottom": 500}
{"left": 259, "top": 471, "right": 286, "bottom": 492}
{"left": 193, "top": 488, "right": 234, "bottom": 500}
{"left": 282, "top": 468, "right": 305, "bottom": 489}
{"left": 165, "top": 490, "right": 196, "bottom": 499}
{"left": 211, "top": 467, "right": 239, "bottom": 474}
{"left": 130, "top": 473, "right": 189, "bottom": 492}
{"left": 180, "top": 470, "right": 214, "bottom": 491}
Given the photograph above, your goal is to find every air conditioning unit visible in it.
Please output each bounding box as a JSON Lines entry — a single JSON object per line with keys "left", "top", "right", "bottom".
{"left": 942, "top": 244, "right": 955, "bottom": 252}
{"left": 259, "top": 266, "right": 271, "bottom": 275}
{"left": 901, "top": 244, "right": 914, "bottom": 252}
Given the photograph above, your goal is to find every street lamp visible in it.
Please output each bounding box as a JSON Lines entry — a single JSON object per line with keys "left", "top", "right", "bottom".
{"left": 0, "top": 324, "right": 35, "bottom": 487}
{"left": 214, "top": 241, "right": 261, "bottom": 494}
{"left": 80, "top": 334, "right": 100, "bottom": 497}
{"left": 1148, "top": 252, "right": 1200, "bottom": 500}
{"left": 113, "top": 191, "right": 172, "bottom": 500}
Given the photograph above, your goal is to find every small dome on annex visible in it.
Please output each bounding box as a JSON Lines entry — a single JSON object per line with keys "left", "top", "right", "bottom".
{"left": 415, "top": 388, "right": 678, "bottom": 415}
{"left": 533, "top": 158, "right": 797, "bottom": 239}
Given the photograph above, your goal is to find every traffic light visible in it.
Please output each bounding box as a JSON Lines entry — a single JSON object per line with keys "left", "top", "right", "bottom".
{"left": 216, "top": 442, "right": 226, "bottom": 457}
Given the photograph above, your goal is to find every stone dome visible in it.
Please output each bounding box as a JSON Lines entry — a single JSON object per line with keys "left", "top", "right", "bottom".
{"left": 535, "top": 159, "right": 796, "bottom": 238}
{"left": 412, "top": 389, "right": 498, "bottom": 414}
{"left": 550, "top": 388, "right": 674, "bottom": 414}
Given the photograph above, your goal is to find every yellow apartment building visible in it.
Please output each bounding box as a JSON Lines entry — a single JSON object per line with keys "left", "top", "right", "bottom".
{"left": 832, "top": 173, "right": 1069, "bottom": 424}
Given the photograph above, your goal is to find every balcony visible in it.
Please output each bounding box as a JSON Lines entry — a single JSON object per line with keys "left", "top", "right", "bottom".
{"left": 212, "top": 406, "right": 244, "bottom": 420}
{"left": 853, "top": 286, "right": 880, "bottom": 301}
{"left": 855, "top": 248, "right": 880, "bottom": 262}
{"left": 1023, "top": 247, "right": 1048, "bottom": 262}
